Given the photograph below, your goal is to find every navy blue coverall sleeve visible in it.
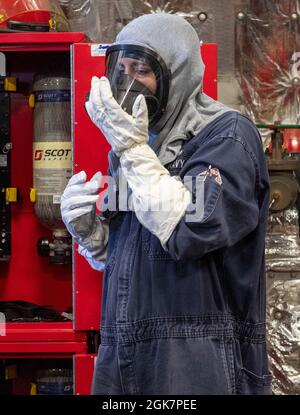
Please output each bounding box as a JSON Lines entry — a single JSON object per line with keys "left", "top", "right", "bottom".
{"left": 166, "top": 134, "right": 262, "bottom": 261}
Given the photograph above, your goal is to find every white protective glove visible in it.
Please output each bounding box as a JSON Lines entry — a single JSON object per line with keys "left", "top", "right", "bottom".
{"left": 85, "top": 76, "right": 148, "bottom": 156}
{"left": 120, "top": 144, "right": 191, "bottom": 247}
{"left": 77, "top": 245, "right": 106, "bottom": 271}
{"left": 85, "top": 76, "right": 191, "bottom": 247}
{"left": 60, "top": 170, "right": 109, "bottom": 266}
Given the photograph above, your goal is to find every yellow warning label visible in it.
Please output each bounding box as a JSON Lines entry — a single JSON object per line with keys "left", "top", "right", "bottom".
{"left": 33, "top": 142, "right": 72, "bottom": 169}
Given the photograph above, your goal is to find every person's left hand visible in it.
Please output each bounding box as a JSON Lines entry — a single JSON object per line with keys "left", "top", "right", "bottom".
{"left": 85, "top": 76, "right": 149, "bottom": 156}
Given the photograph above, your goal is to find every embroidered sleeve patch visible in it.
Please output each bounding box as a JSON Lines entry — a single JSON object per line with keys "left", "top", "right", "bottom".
{"left": 207, "top": 166, "right": 222, "bottom": 186}
{"left": 200, "top": 165, "right": 222, "bottom": 186}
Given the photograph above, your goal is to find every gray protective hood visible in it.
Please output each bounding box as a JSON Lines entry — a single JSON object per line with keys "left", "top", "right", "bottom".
{"left": 107, "top": 13, "right": 236, "bottom": 185}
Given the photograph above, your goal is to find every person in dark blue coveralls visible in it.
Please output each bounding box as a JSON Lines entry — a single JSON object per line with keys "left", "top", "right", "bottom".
{"left": 61, "top": 13, "right": 271, "bottom": 395}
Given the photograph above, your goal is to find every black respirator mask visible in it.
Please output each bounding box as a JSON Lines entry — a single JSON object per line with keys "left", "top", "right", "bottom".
{"left": 105, "top": 44, "right": 170, "bottom": 129}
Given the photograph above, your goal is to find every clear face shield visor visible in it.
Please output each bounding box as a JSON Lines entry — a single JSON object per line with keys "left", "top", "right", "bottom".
{"left": 105, "top": 45, "right": 170, "bottom": 128}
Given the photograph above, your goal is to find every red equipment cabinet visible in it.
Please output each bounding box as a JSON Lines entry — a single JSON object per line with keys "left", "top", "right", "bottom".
{"left": 0, "top": 32, "right": 95, "bottom": 395}
{"left": 0, "top": 33, "right": 217, "bottom": 395}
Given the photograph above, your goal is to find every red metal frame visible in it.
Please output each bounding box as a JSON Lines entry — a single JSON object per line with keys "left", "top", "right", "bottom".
{"left": 74, "top": 354, "right": 96, "bottom": 395}
{"left": 202, "top": 43, "right": 217, "bottom": 100}
{"left": 0, "top": 342, "right": 87, "bottom": 354}
{"left": 0, "top": 322, "right": 86, "bottom": 342}
{"left": 72, "top": 43, "right": 109, "bottom": 332}
{"left": 0, "top": 33, "right": 85, "bottom": 51}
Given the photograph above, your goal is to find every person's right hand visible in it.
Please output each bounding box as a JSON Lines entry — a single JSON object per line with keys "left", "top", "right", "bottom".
{"left": 60, "top": 170, "right": 102, "bottom": 241}
{"left": 85, "top": 76, "right": 148, "bottom": 156}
